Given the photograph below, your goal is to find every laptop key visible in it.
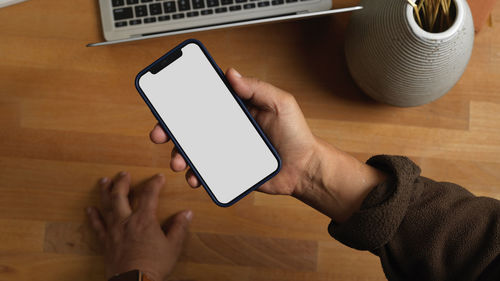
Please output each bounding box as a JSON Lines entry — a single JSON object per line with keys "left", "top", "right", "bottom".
{"left": 126, "top": 0, "right": 139, "bottom": 4}
{"left": 135, "top": 5, "right": 148, "bottom": 17}
{"left": 235, "top": 0, "right": 247, "bottom": 2}
{"left": 149, "top": 3, "right": 162, "bottom": 15}
{"left": 215, "top": 7, "right": 227, "bottom": 13}
{"left": 285, "top": 0, "right": 297, "bottom": 2}
{"left": 229, "top": 5, "right": 241, "bottom": 11}
{"left": 113, "top": 7, "right": 133, "bottom": 20}
{"left": 115, "top": 21, "right": 127, "bottom": 27}
{"left": 172, "top": 13, "right": 185, "bottom": 19}
{"left": 243, "top": 3, "right": 255, "bottom": 8}
{"left": 207, "top": 0, "right": 219, "bottom": 7}
{"left": 257, "top": 1, "right": 270, "bottom": 6}
{"left": 129, "top": 19, "right": 142, "bottom": 25}
{"left": 221, "top": 0, "right": 233, "bottom": 5}
{"left": 201, "top": 9, "right": 213, "bottom": 15}
{"left": 158, "top": 15, "right": 171, "bottom": 21}
{"left": 177, "top": 0, "right": 190, "bottom": 11}
{"left": 271, "top": 0, "right": 283, "bottom": 4}
{"left": 192, "top": 0, "right": 205, "bottom": 9}
{"left": 163, "top": 2, "right": 176, "bottom": 12}
{"left": 187, "top": 11, "right": 199, "bottom": 17}
{"left": 112, "top": 0, "right": 124, "bottom": 7}
{"left": 144, "top": 17, "right": 157, "bottom": 23}
{"left": 141, "top": 0, "right": 153, "bottom": 2}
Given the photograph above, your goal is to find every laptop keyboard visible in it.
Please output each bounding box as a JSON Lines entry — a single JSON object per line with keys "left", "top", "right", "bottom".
{"left": 111, "top": 0, "right": 311, "bottom": 28}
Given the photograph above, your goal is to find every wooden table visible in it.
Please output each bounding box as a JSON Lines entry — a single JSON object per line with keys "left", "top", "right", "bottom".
{"left": 0, "top": 1, "right": 499, "bottom": 280}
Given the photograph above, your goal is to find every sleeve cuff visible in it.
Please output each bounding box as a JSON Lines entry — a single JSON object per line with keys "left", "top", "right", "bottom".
{"left": 328, "top": 155, "right": 422, "bottom": 251}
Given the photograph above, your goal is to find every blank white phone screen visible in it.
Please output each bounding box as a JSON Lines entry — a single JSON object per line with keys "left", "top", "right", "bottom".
{"left": 138, "top": 43, "right": 279, "bottom": 204}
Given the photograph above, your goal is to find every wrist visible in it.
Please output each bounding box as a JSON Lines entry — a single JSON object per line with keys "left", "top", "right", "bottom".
{"left": 291, "top": 139, "right": 344, "bottom": 219}
{"left": 292, "top": 139, "right": 387, "bottom": 222}
{"left": 291, "top": 138, "right": 338, "bottom": 198}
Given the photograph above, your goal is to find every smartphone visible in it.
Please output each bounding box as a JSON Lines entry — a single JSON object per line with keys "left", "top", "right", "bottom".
{"left": 135, "top": 39, "right": 281, "bottom": 207}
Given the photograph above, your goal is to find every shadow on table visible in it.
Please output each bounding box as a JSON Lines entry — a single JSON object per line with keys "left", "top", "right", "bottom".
{"left": 291, "top": 13, "right": 378, "bottom": 106}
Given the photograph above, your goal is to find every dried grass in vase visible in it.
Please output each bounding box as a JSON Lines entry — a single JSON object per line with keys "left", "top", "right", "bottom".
{"left": 407, "top": 0, "right": 457, "bottom": 33}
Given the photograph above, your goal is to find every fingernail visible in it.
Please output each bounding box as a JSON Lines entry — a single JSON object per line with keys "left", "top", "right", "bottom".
{"left": 119, "top": 171, "right": 127, "bottom": 177}
{"left": 185, "top": 210, "right": 193, "bottom": 222}
{"left": 99, "top": 177, "right": 108, "bottom": 185}
{"left": 232, "top": 68, "right": 242, "bottom": 78}
{"left": 156, "top": 173, "right": 164, "bottom": 178}
{"left": 86, "top": 207, "right": 92, "bottom": 215}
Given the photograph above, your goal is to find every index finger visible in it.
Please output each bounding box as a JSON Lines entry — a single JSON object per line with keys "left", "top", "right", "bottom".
{"left": 103, "top": 172, "right": 133, "bottom": 223}
{"left": 150, "top": 123, "right": 170, "bottom": 144}
{"left": 134, "top": 174, "right": 165, "bottom": 216}
{"left": 225, "top": 68, "right": 287, "bottom": 111}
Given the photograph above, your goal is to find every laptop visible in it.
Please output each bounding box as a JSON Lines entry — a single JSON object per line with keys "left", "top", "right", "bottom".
{"left": 88, "top": 0, "right": 361, "bottom": 46}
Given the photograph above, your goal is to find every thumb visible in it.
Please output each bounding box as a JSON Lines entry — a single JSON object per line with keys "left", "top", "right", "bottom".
{"left": 163, "top": 210, "right": 192, "bottom": 244}
{"left": 226, "top": 68, "right": 288, "bottom": 110}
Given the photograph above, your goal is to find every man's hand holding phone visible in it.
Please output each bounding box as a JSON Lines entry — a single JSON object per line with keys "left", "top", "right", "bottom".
{"left": 150, "top": 68, "right": 386, "bottom": 223}
{"left": 150, "top": 68, "right": 318, "bottom": 197}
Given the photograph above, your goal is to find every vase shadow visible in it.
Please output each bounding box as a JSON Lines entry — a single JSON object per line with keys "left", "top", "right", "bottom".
{"left": 291, "top": 14, "right": 379, "bottom": 106}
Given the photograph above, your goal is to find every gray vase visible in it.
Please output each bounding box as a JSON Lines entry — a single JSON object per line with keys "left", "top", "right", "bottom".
{"left": 345, "top": 0, "right": 474, "bottom": 107}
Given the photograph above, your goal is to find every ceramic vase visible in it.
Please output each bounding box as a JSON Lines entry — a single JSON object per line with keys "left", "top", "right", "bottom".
{"left": 345, "top": 0, "right": 474, "bottom": 107}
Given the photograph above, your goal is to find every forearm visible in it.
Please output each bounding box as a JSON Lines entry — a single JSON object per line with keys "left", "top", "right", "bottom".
{"left": 292, "top": 138, "right": 387, "bottom": 222}
{"left": 328, "top": 155, "right": 500, "bottom": 280}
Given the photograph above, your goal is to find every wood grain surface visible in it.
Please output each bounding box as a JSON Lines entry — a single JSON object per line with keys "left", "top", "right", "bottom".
{"left": 0, "top": 0, "right": 499, "bottom": 280}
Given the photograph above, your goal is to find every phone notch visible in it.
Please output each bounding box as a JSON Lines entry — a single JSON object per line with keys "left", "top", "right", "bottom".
{"left": 150, "top": 49, "right": 183, "bottom": 74}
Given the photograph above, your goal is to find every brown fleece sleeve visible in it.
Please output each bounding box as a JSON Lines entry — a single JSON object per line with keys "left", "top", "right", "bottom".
{"left": 328, "top": 155, "right": 500, "bottom": 281}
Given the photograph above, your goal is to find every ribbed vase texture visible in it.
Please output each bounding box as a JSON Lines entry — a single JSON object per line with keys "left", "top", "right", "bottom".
{"left": 345, "top": 0, "right": 474, "bottom": 107}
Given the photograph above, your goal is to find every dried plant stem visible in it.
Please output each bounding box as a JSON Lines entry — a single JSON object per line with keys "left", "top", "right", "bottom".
{"left": 407, "top": 0, "right": 423, "bottom": 27}
{"left": 407, "top": 0, "right": 454, "bottom": 33}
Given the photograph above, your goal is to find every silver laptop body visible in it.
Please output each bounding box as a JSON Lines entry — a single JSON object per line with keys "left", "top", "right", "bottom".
{"left": 91, "top": 0, "right": 361, "bottom": 46}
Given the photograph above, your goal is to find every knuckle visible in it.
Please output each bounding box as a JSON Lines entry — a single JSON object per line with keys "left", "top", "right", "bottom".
{"left": 245, "top": 76, "right": 265, "bottom": 91}
{"left": 110, "top": 190, "right": 122, "bottom": 202}
{"left": 110, "top": 184, "right": 128, "bottom": 198}
{"left": 129, "top": 215, "right": 152, "bottom": 230}
{"left": 278, "top": 93, "right": 297, "bottom": 110}
{"left": 143, "top": 183, "right": 160, "bottom": 195}
{"left": 143, "top": 183, "right": 155, "bottom": 193}
{"left": 283, "top": 93, "right": 297, "bottom": 105}
{"left": 254, "top": 79, "right": 269, "bottom": 91}
{"left": 151, "top": 176, "right": 164, "bottom": 186}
